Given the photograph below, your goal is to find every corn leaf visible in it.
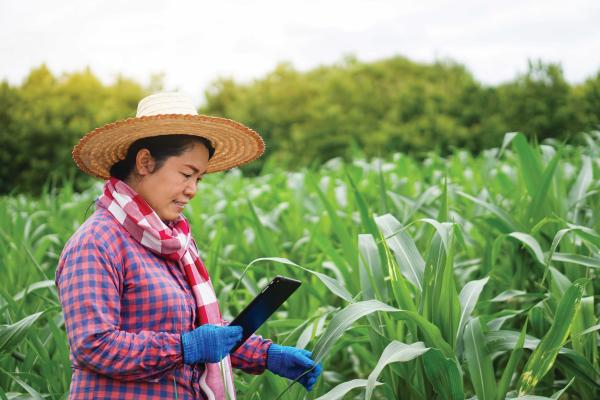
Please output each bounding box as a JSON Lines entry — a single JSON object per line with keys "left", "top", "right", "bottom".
{"left": 457, "top": 191, "right": 523, "bottom": 233}
{"left": 0, "top": 367, "right": 44, "bottom": 400}
{"left": 312, "top": 300, "right": 399, "bottom": 364}
{"left": 497, "top": 132, "right": 520, "bottom": 160}
{"left": 421, "top": 222, "right": 460, "bottom": 347}
{"left": 497, "top": 321, "right": 528, "bottom": 400}
{"left": 508, "top": 232, "right": 545, "bottom": 266}
{"left": 512, "top": 133, "right": 543, "bottom": 199}
{"left": 358, "top": 234, "right": 387, "bottom": 302}
{"left": 375, "top": 214, "right": 425, "bottom": 293}
{"left": 12, "top": 280, "right": 55, "bottom": 302}
{"left": 422, "top": 348, "right": 464, "bottom": 400}
{"left": 0, "top": 312, "right": 44, "bottom": 354}
{"left": 392, "top": 310, "right": 453, "bottom": 357}
{"left": 518, "top": 279, "right": 586, "bottom": 394}
{"left": 238, "top": 257, "right": 354, "bottom": 303}
{"left": 314, "top": 379, "right": 381, "bottom": 400}
{"left": 464, "top": 317, "right": 497, "bottom": 400}
{"left": 365, "top": 341, "right": 429, "bottom": 400}
{"left": 550, "top": 252, "right": 600, "bottom": 269}
{"left": 525, "top": 149, "right": 560, "bottom": 226}
{"left": 568, "top": 156, "right": 593, "bottom": 209}
{"left": 456, "top": 277, "right": 489, "bottom": 356}
{"left": 309, "top": 175, "right": 357, "bottom": 267}
{"left": 358, "top": 234, "right": 386, "bottom": 334}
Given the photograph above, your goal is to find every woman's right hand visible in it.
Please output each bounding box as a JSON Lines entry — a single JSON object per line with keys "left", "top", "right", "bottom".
{"left": 181, "top": 324, "right": 243, "bottom": 364}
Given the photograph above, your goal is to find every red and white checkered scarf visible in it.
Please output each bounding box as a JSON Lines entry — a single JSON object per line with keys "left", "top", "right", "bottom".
{"left": 97, "top": 177, "right": 236, "bottom": 400}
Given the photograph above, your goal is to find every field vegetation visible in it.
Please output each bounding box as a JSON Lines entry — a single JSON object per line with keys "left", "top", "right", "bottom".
{"left": 0, "top": 132, "right": 599, "bottom": 399}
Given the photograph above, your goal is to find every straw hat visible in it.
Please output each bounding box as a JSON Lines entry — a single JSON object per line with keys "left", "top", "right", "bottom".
{"left": 72, "top": 92, "right": 265, "bottom": 180}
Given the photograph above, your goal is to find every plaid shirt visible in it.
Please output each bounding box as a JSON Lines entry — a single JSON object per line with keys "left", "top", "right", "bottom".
{"left": 56, "top": 205, "right": 272, "bottom": 399}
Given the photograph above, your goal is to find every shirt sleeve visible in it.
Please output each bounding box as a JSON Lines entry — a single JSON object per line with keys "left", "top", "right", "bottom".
{"left": 56, "top": 236, "right": 184, "bottom": 382}
{"left": 222, "top": 320, "right": 272, "bottom": 374}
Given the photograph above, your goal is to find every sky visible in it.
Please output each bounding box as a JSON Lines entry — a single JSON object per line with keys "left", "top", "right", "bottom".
{"left": 1, "top": 0, "right": 599, "bottom": 105}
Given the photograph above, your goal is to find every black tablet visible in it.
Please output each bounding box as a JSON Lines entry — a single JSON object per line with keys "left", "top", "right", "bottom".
{"left": 229, "top": 275, "right": 302, "bottom": 352}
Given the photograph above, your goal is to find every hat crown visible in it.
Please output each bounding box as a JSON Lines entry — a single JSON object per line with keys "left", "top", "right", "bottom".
{"left": 136, "top": 92, "right": 198, "bottom": 117}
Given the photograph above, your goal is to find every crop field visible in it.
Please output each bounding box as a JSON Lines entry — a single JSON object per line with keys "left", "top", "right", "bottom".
{"left": 0, "top": 132, "right": 599, "bottom": 399}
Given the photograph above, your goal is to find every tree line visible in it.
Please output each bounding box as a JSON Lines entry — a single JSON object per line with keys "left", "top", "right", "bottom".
{"left": 1, "top": 56, "right": 599, "bottom": 195}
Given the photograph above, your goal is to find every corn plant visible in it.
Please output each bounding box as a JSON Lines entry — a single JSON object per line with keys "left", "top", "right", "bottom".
{"left": 1, "top": 132, "right": 599, "bottom": 399}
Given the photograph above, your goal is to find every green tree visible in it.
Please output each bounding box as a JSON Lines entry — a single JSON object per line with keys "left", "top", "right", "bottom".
{"left": 573, "top": 70, "right": 600, "bottom": 131}
{"left": 495, "top": 60, "right": 581, "bottom": 141}
{"left": 0, "top": 65, "right": 147, "bottom": 195}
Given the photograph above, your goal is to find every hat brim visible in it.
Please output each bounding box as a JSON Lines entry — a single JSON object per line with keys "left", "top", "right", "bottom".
{"left": 72, "top": 114, "right": 265, "bottom": 180}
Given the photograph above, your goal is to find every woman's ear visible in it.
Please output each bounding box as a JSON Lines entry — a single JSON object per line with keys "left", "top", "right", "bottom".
{"left": 135, "top": 148, "right": 156, "bottom": 176}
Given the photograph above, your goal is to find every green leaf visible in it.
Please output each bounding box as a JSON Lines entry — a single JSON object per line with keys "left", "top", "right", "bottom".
{"left": 345, "top": 167, "right": 381, "bottom": 240}
{"left": 551, "top": 377, "right": 575, "bottom": 398}
{"left": 246, "top": 199, "right": 279, "bottom": 256}
{"left": 456, "top": 277, "right": 489, "bottom": 356}
{"left": 438, "top": 176, "right": 449, "bottom": 221}
{"left": 380, "top": 233, "right": 418, "bottom": 313}
{"left": 375, "top": 214, "right": 425, "bottom": 293}
{"left": 421, "top": 222, "right": 460, "bottom": 348}
{"left": 568, "top": 155, "right": 593, "bottom": 208}
{"left": 464, "top": 317, "right": 497, "bottom": 400}
{"left": 358, "top": 234, "right": 386, "bottom": 334}
{"left": 497, "top": 132, "right": 519, "bottom": 160}
{"left": 0, "top": 367, "right": 44, "bottom": 400}
{"left": 422, "top": 348, "right": 464, "bottom": 400}
{"left": 314, "top": 379, "right": 381, "bottom": 400}
{"left": 497, "top": 321, "right": 528, "bottom": 400}
{"left": 572, "top": 322, "right": 600, "bottom": 339}
{"left": 0, "top": 312, "right": 44, "bottom": 354}
{"left": 420, "top": 223, "right": 446, "bottom": 306}
{"left": 550, "top": 252, "right": 600, "bottom": 269}
{"left": 365, "top": 341, "right": 429, "bottom": 400}
{"left": 309, "top": 175, "right": 357, "bottom": 267}
{"left": 486, "top": 328, "right": 600, "bottom": 388}
{"left": 518, "top": 279, "right": 586, "bottom": 394}
{"left": 525, "top": 148, "right": 561, "bottom": 225}
{"left": 312, "top": 300, "right": 399, "bottom": 364}
{"left": 542, "top": 227, "right": 579, "bottom": 285}
{"left": 404, "top": 186, "right": 441, "bottom": 222}
{"left": 457, "top": 191, "right": 523, "bottom": 233}
{"left": 549, "top": 267, "right": 571, "bottom": 298}
{"left": 237, "top": 256, "right": 354, "bottom": 303}
{"left": 567, "top": 223, "right": 600, "bottom": 248}
{"left": 508, "top": 232, "right": 545, "bottom": 265}
{"left": 12, "top": 280, "right": 55, "bottom": 302}
{"left": 392, "top": 310, "right": 454, "bottom": 358}
{"left": 512, "top": 133, "right": 543, "bottom": 199}
{"left": 418, "top": 218, "right": 452, "bottom": 251}
{"left": 571, "top": 296, "right": 597, "bottom": 367}
{"left": 358, "top": 234, "right": 387, "bottom": 301}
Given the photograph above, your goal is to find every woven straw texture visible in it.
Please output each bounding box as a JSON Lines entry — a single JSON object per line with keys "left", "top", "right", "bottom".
{"left": 72, "top": 114, "right": 265, "bottom": 180}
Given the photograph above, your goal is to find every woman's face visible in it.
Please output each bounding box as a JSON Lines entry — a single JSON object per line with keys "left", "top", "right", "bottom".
{"left": 127, "top": 142, "right": 209, "bottom": 222}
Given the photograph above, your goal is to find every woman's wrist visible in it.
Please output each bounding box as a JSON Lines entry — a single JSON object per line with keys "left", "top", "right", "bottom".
{"left": 181, "top": 332, "right": 199, "bottom": 364}
{"left": 266, "top": 343, "right": 285, "bottom": 371}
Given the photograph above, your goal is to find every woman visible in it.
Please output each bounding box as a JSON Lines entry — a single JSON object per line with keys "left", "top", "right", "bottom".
{"left": 55, "top": 92, "right": 322, "bottom": 399}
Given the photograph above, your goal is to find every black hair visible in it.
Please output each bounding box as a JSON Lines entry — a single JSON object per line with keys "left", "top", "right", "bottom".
{"left": 109, "top": 134, "right": 215, "bottom": 181}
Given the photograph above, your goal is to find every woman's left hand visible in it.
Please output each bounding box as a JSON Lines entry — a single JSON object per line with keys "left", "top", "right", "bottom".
{"left": 266, "top": 344, "right": 322, "bottom": 391}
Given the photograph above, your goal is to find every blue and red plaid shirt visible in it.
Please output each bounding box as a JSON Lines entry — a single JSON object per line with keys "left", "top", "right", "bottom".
{"left": 55, "top": 205, "right": 272, "bottom": 399}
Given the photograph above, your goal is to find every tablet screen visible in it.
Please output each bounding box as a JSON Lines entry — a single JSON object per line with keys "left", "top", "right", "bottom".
{"left": 229, "top": 275, "right": 301, "bottom": 352}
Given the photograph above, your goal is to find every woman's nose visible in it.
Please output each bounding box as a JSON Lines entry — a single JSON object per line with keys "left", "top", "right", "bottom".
{"left": 183, "top": 181, "right": 197, "bottom": 198}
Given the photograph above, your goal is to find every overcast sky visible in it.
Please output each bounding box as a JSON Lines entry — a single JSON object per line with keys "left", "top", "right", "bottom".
{"left": 1, "top": 0, "right": 599, "bottom": 105}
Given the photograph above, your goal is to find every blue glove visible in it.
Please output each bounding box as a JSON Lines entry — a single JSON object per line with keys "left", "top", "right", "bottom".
{"left": 181, "top": 324, "right": 242, "bottom": 364}
{"left": 267, "top": 344, "right": 323, "bottom": 391}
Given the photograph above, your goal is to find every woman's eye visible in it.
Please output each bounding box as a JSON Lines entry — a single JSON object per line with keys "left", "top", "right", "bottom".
{"left": 182, "top": 173, "right": 192, "bottom": 178}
